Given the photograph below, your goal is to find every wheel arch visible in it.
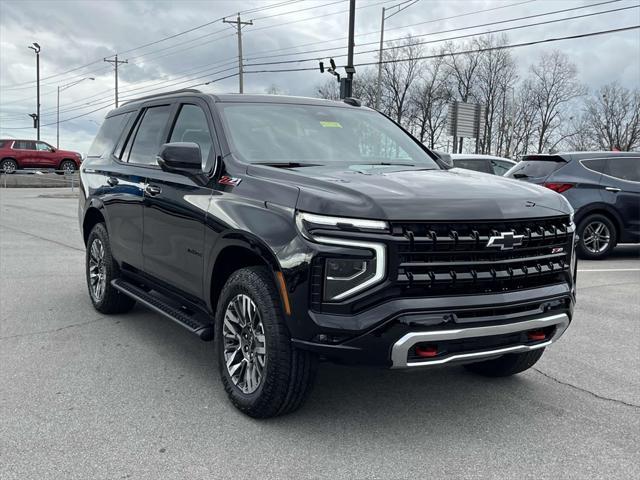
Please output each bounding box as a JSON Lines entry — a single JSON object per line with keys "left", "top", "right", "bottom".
{"left": 82, "top": 202, "right": 107, "bottom": 245}
{"left": 58, "top": 158, "right": 77, "bottom": 168}
{"left": 206, "top": 232, "right": 282, "bottom": 314}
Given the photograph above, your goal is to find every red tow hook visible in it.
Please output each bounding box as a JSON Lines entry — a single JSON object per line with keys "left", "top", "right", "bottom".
{"left": 527, "top": 330, "right": 546, "bottom": 341}
{"left": 415, "top": 345, "right": 438, "bottom": 358}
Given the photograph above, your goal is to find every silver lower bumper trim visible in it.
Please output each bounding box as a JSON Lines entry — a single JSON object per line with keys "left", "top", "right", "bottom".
{"left": 390, "top": 313, "right": 570, "bottom": 368}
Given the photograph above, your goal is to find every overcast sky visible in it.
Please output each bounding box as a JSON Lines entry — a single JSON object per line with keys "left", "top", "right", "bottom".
{"left": 1, "top": 0, "right": 639, "bottom": 153}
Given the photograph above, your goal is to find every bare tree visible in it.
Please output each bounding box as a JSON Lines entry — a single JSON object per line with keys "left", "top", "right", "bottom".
{"left": 508, "top": 81, "right": 538, "bottom": 158}
{"left": 584, "top": 82, "right": 640, "bottom": 151}
{"left": 528, "top": 51, "right": 585, "bottom": 153}
{"left": 265, "top": 84, "right": 285, "bottom": 95}
{"left": 409, "top": 53, "right": 452, "bottom": 148}
{"left": 475, "top": 35, "right": 518, "bottom": 154}
{"left": 381, "top": 35, "right": 423, "bottom": 123}
{"left": 316, "top": 77, "right": 340, "bottom": 100}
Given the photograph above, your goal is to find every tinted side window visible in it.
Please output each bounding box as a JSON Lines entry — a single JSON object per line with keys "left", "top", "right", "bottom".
{"left": 169, "top": 104, "right": 213, "bottom": 169}
{"left": 0, "top": 140, "right": 6, "bottom": 148}
{"left": 605, "top": 158, "right": 640, "bottom": 182}
{"left": 87, "top": 112, "right": 133, "bottom": 158}
{"left": 491, "top": 160, "right": 512, "bottom": 176}
{"left": 36, "top": 142, "right": 52, "bottom": 152}
{"left": 128, "top": 105, "right": 172, "bottom": 165}
{"left": 582, "top": 158, "right": 607, "bottom": 174}
{"left": 15, "top": 140, "right": 35, "bottom": 150}
{"left": 454, "top": 159, "right": 492, "bottom": 174}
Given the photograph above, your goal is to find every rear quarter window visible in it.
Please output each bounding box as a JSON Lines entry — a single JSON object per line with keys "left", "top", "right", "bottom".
{"left": 87, "top": 112, "right": 133, "bottom": 158}
{"left": 506, "top": 159, "right": 564, "bottom": 179}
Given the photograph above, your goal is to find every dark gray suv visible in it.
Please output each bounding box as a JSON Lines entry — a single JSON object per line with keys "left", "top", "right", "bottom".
{"left": 506, "top": 152, "right": 640, "bottom": 259}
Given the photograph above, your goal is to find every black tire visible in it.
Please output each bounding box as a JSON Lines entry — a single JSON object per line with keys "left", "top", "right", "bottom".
{"left": 576, "top": 213, "right": 617, "bottom": 260}
{"left": 216, "top": 266, "right": 318, "bottom": 418}
{"left": 86, "top": 223, "right": 136, "bottom": 314}
{"left": 464, "top": 348, "right": 545, "bottom": 377}
{"left": 1, "top": 158, "right": 18, "bottom": 174}
{"left": 57, "top": 160, "right": 76, "bottom": 175}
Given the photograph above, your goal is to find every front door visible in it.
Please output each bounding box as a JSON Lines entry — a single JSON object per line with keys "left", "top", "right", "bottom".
{"left": 601, "top": 156, "right": 640, "bottom": 242}
{"left": 142, "top": 101, "right": 216, "bottom": 301}
{"left": 35, "top": 141, "right": 57, "bottom": 168}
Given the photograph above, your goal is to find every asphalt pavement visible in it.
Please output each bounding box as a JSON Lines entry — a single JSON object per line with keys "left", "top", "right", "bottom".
{"left": 1, "top": 188, "right": 638, "bottom": 480}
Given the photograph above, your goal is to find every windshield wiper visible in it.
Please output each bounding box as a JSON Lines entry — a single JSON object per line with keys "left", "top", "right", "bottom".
{"left": 358, "top": 162, "right": 417, "bottom": 167}
{"left": 254, "top": 162, "right": 323, "bottom": 168}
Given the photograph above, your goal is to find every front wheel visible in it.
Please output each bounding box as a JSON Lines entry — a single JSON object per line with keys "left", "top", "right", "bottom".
{"left": 216, "top": 267, "right": 318, "bottom": 418}
{"left": 464, "top": 348, "right": 545, "bottom": 377}
{"left": 57, "top": 160, "right": 76, "bottom": 175}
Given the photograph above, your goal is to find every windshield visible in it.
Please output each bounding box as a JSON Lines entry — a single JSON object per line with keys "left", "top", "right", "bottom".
{"left": 217, "top": 103, "right": 440, "bottom": 168}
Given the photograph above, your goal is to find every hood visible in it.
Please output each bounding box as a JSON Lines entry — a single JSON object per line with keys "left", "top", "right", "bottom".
{"left": 247, "top": 164, "right": 572, "bottom": 221}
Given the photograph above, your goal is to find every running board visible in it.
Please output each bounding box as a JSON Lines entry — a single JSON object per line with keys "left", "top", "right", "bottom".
{"left": 112, "top": 278, "right": 214, "bottom": 341}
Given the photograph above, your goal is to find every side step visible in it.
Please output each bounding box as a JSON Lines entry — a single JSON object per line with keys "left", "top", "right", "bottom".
{"left": 112, "top": 278, "right": 215, "bottom": 341}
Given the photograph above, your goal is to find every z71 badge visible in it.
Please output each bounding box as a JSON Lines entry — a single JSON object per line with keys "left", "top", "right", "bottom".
{"left": 218, "top": 176, "right": 242, "bottom": 187}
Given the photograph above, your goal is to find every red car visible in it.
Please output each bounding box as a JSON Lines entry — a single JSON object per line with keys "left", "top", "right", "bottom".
{"left": 0, "top": 139, "right": 82, "bottom": 173}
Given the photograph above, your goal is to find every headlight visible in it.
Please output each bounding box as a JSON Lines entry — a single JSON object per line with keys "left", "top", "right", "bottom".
{"left": 295, "top": 212, "right": 388, "bottom": 301}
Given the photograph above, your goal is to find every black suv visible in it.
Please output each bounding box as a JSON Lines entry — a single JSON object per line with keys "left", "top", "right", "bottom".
{"left": 79, "top": 90, "right": 576, "bottom": 418}
{"left": 506, "top": 152, "right": 640, "bottom": 259}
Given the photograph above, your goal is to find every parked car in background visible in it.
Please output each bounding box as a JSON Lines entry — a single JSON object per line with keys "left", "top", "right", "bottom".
{"left": 451, "top": 154, "right": 516, "bottom": 176}
{"left": 0, "top": 139, "right": 82, "bottom": 173}
{"left": 506, "top": 152, "right": 640, "bottom": 259}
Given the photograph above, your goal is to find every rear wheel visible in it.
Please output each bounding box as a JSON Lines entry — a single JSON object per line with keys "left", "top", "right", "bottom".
{"left": 216, "top": 266, "right": 318, "bottom": 418}
{"left": 576, "top": 214, "right": 617, "bottom": 260}
{"left": 464, "top": 349, "right": 545, "bottom": 377}
{"left": 1, "top": 158, "right": 18, "bottom": 174}
{"left": 86, "top": 223, "right": 136, "bottom": 314}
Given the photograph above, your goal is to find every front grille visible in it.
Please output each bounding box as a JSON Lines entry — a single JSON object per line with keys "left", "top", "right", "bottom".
{"left": 390, "top": 216, "right": 573, "bottom": 297}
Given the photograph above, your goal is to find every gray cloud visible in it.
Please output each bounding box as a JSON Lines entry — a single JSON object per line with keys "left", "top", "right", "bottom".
{"left": 1, "top": 0, "right": 638, "bottom": 153}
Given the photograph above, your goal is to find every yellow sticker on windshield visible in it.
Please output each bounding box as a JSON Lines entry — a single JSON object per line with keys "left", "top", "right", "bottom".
{"left": 320, "top": 121, "right": 342, "bottom": 128}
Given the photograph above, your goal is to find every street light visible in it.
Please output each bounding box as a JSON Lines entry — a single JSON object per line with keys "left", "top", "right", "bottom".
{"left": 375, "top": 0, "right": 419, "bottom": 109}
{"left": 57, "top": 77, "right": 94, "bottom": 148}
{"left": 28, "top": 42, "right": 41, "bottom": 140}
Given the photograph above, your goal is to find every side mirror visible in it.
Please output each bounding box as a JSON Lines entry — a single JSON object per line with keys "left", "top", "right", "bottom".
{"left": 50, "top": 147, "right": 57, "bottom": 152}
{"left": 157, "top": 142, "right": 202, "bottom": 174}
{"left": 434, "top": 151, "right": 454, "bottom": 169}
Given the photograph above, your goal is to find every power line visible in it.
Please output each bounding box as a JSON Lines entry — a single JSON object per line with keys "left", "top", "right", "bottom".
{"left": 244, "top": 25, "right": 640, "bottom": 74}
{"left": 243, "top": 3, "right": 639, "bottom": 67}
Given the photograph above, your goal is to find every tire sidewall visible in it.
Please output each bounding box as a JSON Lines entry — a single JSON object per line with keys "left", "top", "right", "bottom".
{"left": 215, "top": 268, "right": 289, "bottom": 412}
{"left": 577, "top": 214, "right": 617, "bottom": 260}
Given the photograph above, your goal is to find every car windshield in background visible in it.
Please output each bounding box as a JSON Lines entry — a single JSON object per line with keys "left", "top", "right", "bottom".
{"left": 506, "top": 159, "right": 565, "bottom": 179}
{"left": 218, "top": 103, "right": 441, "bottom": 169}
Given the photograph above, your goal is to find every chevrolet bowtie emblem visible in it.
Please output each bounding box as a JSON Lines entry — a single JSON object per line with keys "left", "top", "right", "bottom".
{"left": 486, "top": 232, "right": 524, "bottom": 250}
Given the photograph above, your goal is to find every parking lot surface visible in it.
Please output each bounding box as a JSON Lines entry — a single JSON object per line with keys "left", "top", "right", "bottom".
{"left": 1, "top": 188, "right": 639, "bottom": 480}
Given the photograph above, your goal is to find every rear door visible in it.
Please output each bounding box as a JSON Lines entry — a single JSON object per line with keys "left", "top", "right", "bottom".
{"left": 12, "top": 140, "right": 38, "bottom": 167}
{"left": 142, "top": 99, "right": 216, "bottom": 301}
{"left": 601, "top": 156, "right": 640, "bottom": 242}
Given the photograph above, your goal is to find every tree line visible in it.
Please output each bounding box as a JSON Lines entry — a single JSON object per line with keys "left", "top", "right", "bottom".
{"left": 314, "top": 34, "right": 640, "bottom": 157}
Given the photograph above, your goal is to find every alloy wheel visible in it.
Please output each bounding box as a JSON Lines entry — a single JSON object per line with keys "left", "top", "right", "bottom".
{"left": 2, "top": 161, "right": 16, "bottom": 173}
{"left": 222, "top": 294, "right": 267, "bottom": 394}
{"left": 62, "top": 162, "right": 75, "bottom": 173}
{"left": 582, "top": 221, "right": 611, "bottom": 254}
{"left": 88, "top": 238, "right": 107, "bottom": 301}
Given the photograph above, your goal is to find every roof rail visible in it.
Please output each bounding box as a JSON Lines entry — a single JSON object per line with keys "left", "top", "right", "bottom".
{"left": 121, "top": 88, "right": 202, "bottom": 106}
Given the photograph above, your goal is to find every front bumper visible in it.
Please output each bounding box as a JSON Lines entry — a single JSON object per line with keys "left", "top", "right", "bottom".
{"left": 292, "top": 285, "right": 574, "bottom": 368}
{"left": 390, "top": 313, "right": 569, "bottom": 368}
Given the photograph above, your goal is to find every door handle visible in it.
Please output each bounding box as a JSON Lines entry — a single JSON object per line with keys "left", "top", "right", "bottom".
{"left": 605, "top": 187, "right": 621, "bottom": 193}
{"left": 107, "top": 176, "right": 119, "bottom": 187}
{"left": 145, "top": 184, "right": 162, "bottom": 196}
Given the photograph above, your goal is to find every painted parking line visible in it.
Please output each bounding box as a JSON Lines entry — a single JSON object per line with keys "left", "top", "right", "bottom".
{"left": 578, "top": 268, "right": 640, "bottom": 272}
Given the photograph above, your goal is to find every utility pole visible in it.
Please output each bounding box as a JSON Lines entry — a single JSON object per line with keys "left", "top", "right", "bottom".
{"left": 57, "top": 77, "right": 94, "bottom": 148}
{"left": 374, "top": 1, "right": 419, "bottom": 109}
{"left": 223, "top": 14, "right": 253, "bottom": 93}
{"left": 104, "top": 55, "right": 128, "bottom": 107}
{"left": 28, "top": 43, "right": 41, "bottom": 140}
{"left": 342, "top": 0, "right": 356, "bottom": 99}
